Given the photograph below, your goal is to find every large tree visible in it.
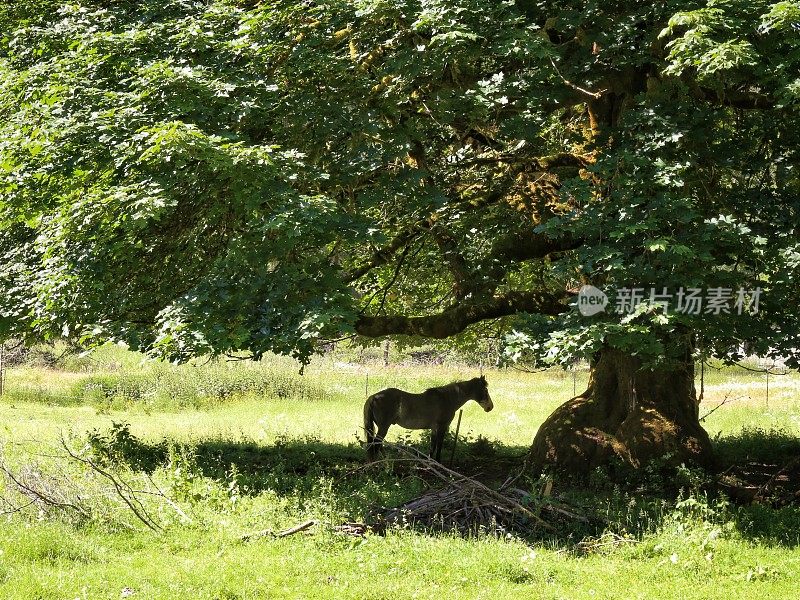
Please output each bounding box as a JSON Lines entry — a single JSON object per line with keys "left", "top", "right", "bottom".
{"left": 1, "top": 0, "right": 799, "bottom": 472}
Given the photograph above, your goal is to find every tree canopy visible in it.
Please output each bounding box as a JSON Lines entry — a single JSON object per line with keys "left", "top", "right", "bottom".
{"left": 1, "top": 0, "right": 799, "bottom": 368}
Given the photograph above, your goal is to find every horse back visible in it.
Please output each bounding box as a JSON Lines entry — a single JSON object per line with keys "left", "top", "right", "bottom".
{"left": 371, "top": 387, "right": 453, "bottom": 430}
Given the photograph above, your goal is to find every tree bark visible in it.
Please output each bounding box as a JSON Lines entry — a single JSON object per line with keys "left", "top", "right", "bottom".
{"left": 529, "top": 347, "right": 714, "bottom": 473}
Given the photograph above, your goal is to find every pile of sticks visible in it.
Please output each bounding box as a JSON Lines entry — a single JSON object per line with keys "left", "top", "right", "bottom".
{"left": 375, "top": 443, "right": 589, "bottom": 536}
{"left": 718, "top": 457, "right": 800, "bottom": 507}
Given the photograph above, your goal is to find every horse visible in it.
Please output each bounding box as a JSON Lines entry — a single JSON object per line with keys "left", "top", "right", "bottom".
{"left": 363, "top": 375, "right": 493, "bottom": 462}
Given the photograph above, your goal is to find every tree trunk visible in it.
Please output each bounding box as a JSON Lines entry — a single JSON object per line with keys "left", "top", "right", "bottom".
{"left": 529, "top": 348, "right": 714, "bottom": 473}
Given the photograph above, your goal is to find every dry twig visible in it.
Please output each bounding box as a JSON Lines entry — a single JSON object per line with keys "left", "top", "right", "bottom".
{"left": 241, "top": 520, "right": 369, "bottom": 542}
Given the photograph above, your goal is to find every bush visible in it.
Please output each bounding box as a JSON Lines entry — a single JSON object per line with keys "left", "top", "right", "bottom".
{"left": 86, "top": 422, "right": 165, "bottom": 471}
{"left": 64, "top": 357, "right": 328, "bottom": 409}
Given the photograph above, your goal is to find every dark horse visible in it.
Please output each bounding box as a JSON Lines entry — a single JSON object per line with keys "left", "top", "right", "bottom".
{"left": 363, "top": 376, "right": 493, "bottom": 462}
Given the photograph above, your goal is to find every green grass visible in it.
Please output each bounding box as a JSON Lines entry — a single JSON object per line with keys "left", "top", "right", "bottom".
{"left": 0, "top": 526, "right": 790, "bottom": 599}
{"left": 0, "top": 513, "right": 798, "bottom": 599}
{"left": 0, "top": 351, "right": 581, "bottom": 447}
{"left": 0, "top": 345, "right": 799, "bottom": 599}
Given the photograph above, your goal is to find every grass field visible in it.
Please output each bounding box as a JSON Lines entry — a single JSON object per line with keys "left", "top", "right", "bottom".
{"left": 0, "top": 345, "right": 799, "bottom": 599}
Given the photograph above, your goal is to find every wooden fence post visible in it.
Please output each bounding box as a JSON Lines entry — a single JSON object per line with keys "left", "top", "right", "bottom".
{"left": 382, "top": 339, "right": 390, "bottom": 367}
{"left": 449, "top": 409, "right": 463, "bottom": 467}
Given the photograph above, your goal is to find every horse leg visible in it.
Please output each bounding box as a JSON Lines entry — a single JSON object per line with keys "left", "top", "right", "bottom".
{"left": 431, "top": 425, "right": 447, "bottom": 462}
{"left": 372, "top": 423, "right": 390, "bottom": 459}
{"left": 436, "top": 415, "right": 458, "bottom": 463}
{"left": 428, "top": 427, "right": 437, "bottom": 460}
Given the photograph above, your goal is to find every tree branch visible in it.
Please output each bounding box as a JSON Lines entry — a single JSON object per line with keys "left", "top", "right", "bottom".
{"left": 344, "top": 226, "right": 424, "bottom": 283}
{"left": 492, "top": 231, "right": 581, "bottom": 264}
{"left": 467, "top": 151, "right": 590, "bottom": 172}
{"left": 697, "top": 85, "right": 776, "bottom": 110}
{"left": 355, "top": 289, "right": 566, "bottom": 338}
{"left": 430, "top": 226, "right": 476, "bottom": 300}
{"left": 344, "top": 151, "right": 582, "bottom": 295}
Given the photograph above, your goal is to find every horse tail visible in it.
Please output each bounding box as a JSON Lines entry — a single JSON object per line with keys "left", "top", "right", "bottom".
{"left": 363, "top": 395, "right": 376, "bottom": 459}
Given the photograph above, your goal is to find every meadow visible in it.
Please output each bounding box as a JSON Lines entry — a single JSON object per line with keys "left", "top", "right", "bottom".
{"left": 0, "top": 344, "right": 799, "bottom": 599}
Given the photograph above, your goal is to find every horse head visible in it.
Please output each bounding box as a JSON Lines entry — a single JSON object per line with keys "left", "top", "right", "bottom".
{"left": 476, "top": 375, "right": 493, "bottom": 412}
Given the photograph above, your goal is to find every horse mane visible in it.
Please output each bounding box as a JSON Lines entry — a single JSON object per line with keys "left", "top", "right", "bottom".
{"left": 424, "top": 378, "right": 479, "bottom": 396}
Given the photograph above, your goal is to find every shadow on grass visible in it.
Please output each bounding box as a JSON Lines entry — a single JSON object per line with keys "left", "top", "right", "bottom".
{"left": 713, "top": 426, "right": 800, "bottom": 469}
{"left": 709, "top": 427, "right": 800, "bottom": 548}
{"left": 87, "top": 422, "right": 529, "bottom": 493}
{"left": 85, "top": 423, "right": 800, "bottom": 547}
{"left": 87, "top": 425, "right": 553, "bottom": 538}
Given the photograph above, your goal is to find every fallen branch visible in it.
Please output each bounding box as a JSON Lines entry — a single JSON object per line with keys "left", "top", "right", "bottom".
{"left": 754, "top": 456, "right": 800, "bottom": 504}
{"left": 241, "top": 519, "right": 319, "bottom": 542}
{"left": 0, "top": 461, "right": 91, "bottom": 520}
{"left": 142, "top": 472, "right": 194, "bottom": 524}
{"left": 241, "top": 519, "right": 372, "bottom": 542}
{"left": 0, "top": 497, "right": 37, "bottom": 516}
{"left": 577, "top": 532, "right": 639, "bottom": 553}
{"left": 60, "top": 435, "right": 162, "bottom": 532}
{"left": 373, "top": 441, "right": 569, "bottom": 535}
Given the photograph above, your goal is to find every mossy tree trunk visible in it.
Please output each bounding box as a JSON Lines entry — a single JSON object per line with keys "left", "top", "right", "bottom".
{"left": 529, "top": 347, "right": 714, "bottom": 473}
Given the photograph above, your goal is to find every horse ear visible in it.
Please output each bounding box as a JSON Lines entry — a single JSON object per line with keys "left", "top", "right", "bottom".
{"left": 480, "top": 374, "right": 486, "bottom": 383}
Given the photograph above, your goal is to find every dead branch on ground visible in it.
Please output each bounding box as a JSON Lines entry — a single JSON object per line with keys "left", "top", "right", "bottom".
{"left": 369, "top": 442, "right": 595, "bottom": 536}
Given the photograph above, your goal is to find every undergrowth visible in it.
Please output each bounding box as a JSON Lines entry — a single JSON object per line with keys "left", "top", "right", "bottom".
{"left": 4, "top": 421, "right": 794, "bottom": 551}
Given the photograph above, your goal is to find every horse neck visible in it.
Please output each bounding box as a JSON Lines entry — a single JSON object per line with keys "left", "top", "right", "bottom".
{"left": 446, "top": 382, "right": 473, "bottom": 411}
